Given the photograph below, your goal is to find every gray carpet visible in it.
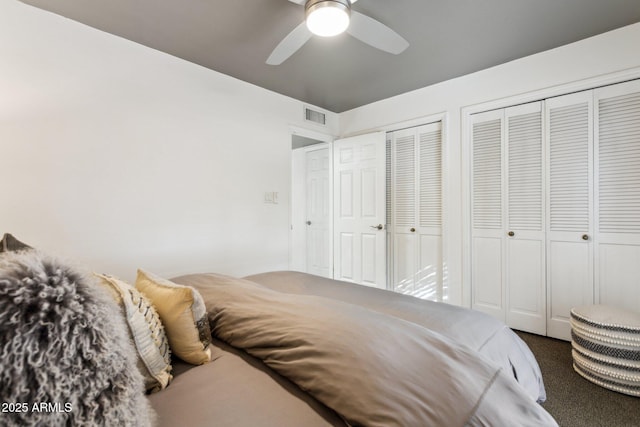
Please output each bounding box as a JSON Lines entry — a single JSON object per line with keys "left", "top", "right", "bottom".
{"left": 515, "top": 330, "right": 640, "bottom": 427}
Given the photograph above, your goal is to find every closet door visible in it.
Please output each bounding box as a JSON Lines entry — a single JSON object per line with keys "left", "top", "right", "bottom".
{"left": 594, "top": 79, "right": 640, "bottom": 313}
{"left": 545, "top": 91, "right": 594, "bottom": 340}
{"left": 505, "top": 102, "right": 546, "bottom": 334}
{"left": 416, "top": 123, "right": 443, "bottom": 300}
{"left": 471, "top": 110, "right": 505, "bottom": 320}
{"left": 471, "top": 103, "right": 545, "bottom": 332}
{"left": 392, "top": 128, "right": 417, "bottom": 294}
{"left": 390, "top": 123, "right": 442, "bottom": 300}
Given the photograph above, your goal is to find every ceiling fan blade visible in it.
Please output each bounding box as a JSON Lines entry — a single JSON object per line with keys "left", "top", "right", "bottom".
{"left": 347, "top": 11, "right": 409, "bottom": 55}
{"left": 266, "top": 22, "right": 313, "bottom": 65}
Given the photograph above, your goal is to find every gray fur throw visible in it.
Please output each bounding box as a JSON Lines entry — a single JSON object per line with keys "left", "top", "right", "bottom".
{"left": 0, "top": 250, "right": 156, "bottom": 426}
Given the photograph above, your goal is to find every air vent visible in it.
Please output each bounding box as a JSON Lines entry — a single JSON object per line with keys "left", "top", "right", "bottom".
{"left": 304, "top": 106, "right": 326, "bottom": 125}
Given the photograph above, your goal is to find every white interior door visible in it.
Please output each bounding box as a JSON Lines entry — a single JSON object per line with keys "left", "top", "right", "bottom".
{"left": 333, "top": 132, "right": 386, "bottom": 288}
{"left": 545, "top": 91, "right": 594, "bottom": 340}
{"left": 305, "top": 147, "right": 331, "bottom": 278}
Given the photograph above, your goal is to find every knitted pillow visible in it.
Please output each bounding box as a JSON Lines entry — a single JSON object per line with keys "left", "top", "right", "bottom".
{"left": 0, "top": 251, "right": 156, "bottom": 426}
{"left": 96, "top": 274, "right": 173, "bottom": 393}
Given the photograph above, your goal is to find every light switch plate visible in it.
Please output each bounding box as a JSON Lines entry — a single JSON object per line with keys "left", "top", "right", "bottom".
{"left": 264, "top": 191, "right": 278, "bottom": 204}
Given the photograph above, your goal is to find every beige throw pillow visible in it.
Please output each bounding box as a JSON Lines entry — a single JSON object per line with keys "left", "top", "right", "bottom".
{"left": 95, "top": 273, "right": 173, "bottom": 393}
{"left": 135, "top": 269, "right": 212, "bottom": 365}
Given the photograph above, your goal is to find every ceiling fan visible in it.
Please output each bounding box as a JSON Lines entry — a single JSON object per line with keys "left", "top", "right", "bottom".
{"left": 267, "top": 0, "right": 409, "bottom": 65}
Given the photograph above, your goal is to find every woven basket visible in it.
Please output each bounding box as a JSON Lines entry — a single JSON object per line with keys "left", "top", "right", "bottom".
{"left": 570, "top": 305, "right": 640, "bottom": 397}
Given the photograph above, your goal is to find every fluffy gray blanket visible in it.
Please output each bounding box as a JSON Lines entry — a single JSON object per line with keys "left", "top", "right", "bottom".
{"left": 0, "top": 250, "right": 155, "bottom": 426}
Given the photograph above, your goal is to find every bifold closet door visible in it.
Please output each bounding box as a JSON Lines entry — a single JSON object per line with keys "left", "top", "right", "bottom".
{"left": 545, "top": 91, "right": 594, "bottom": 340}
{"left": 471, "top": 109, "right": 505, "bottom": 321}
{"left": 471, "top": 78, "right": 640, "bottom": 338}
{"left": 504, "top": 102, "right": 546, "bottom": 334}
{"left": 390, "top": 123, "right": 442, "bottom": 300}
{"left": 416, "top": 124, "right": 443, "bottom": 300}
{"left": 594, "top": 79, "right": 640, "bottom": 313}
{"left": 471, "top": 103, "right": 545, "bottom": 334}
{"left": 391, "top": 128, "right": 417, "bottom": 294}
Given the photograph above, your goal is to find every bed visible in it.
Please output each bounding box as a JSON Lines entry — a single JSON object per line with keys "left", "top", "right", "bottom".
{"left": 0, "top": 237, "right": 554, "bottom": 426}
{"left": 147, "top": 271, "right": 557, "bottom": 426}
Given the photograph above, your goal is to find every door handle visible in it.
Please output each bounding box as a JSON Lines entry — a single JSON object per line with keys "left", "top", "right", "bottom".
{"left": 370, "top": 224, "right": 384, "bottom": 230}
{"left": 508, "top": 231, "right": 515, "bottom": 237}
{"left": 306, "top": 221, "right": 312, "bottom": 226}
{"left": 582, "top": 234, "right": 589, "bottom": 241}
{"left": 410, "top": 227, "right": 416, "bottom": 233}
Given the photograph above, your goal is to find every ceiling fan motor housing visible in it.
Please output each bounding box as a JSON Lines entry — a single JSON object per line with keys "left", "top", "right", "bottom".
{"left": 305, "top": 0, "right": 352, "bottom": 19}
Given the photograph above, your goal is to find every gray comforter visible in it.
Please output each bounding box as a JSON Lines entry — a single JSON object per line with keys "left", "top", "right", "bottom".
{"left": 246, "top": 270, "right": 546, "bottom": 403}
{"left": 165, "top": 272, "right": 556, "bottom": 427}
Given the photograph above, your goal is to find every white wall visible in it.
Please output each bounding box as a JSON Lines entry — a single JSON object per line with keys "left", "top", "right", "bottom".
{"left": 339, "top": 23, "right": 640, "bottom": 305}
{"left": 3, "top": 0, "right": 639, "bottom": 299}
{"left": 0, "top": 0, "right": 337, "bottom": 282}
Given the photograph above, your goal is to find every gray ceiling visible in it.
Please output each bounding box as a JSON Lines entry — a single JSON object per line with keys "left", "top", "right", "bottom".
{"left": 20, "top": 0, "right": 640, "bottom": 113}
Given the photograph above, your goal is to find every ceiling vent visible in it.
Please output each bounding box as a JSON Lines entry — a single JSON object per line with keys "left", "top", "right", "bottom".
{"left": 304, "top": 106, "right": 326, "bottom": 125}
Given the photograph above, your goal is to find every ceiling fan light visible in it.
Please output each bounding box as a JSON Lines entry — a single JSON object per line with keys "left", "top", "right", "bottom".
{"left": 305, "top": 0, "right": 351, "bottom": 37}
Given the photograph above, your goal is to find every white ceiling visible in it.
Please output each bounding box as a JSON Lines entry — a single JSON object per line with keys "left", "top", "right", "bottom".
{"left": 20, "top": 0, "right": 640, "bottom": 112}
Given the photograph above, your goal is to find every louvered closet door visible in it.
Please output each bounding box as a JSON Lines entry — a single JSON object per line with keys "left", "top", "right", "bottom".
{"left": 471, "top": 110, "right": 505, "bottom": 320}
{"left": 392, "top": 128, "right": 417, "bottom": 294}
{"left": 471, "top": 104, "right": 545, "bottom": 331}
{"left": 386, "top": 135, "right": 393, "bottom": 287}
{"left": 416, "top": 123, "right": 443, "bottom": 300}
{"left": 594, "top": 79, "right": 640, "bottom": 313}
{"left": 391, "top": 122, "right": 442, "bottom": 300}
{"left": 505, "top": 102, "right": 546, "bottom": 334}
{"left": 545, "top": 91, "right": 594, "bottom": 340}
